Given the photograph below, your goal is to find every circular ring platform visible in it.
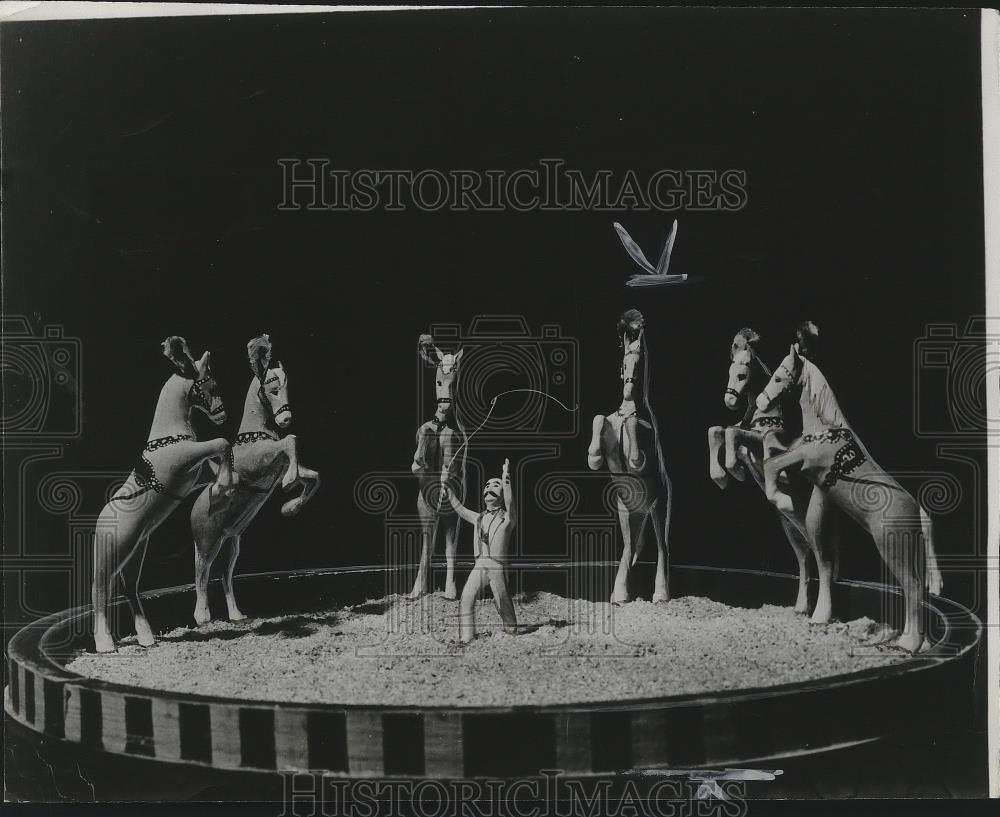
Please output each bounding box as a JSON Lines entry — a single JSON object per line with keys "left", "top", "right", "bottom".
{"left": 4, "top": 563, "right": 982, "bottom": 782}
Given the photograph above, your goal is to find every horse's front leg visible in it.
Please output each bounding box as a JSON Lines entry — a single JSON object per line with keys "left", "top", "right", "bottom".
{"left": 622, "top": 416, "right": 647, "bottom": 473}
{"left": 280, "top": 465, "right": 321, "bottom": 517}
{"left": 723, "top": 426, "right": 751, "bottom": 481}
{"left": 588, "top": 415, "right": 608, "bottom": 470}
{"left": 194, "top": 439, "right": 237, "bottom": 505}
{"left": 762, "top": 446, "right": 805, "bottom": 514}
{"left": 279, "top": 434, "right": 301, "bottom": 491}
{"left": 708, "top": 426, "right": 729, "bottom": 489}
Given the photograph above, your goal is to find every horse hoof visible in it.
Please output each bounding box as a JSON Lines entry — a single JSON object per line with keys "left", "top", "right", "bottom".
{"left": 809, "top": 611, "right": 832, "bottom": 625}
{"left": 405, "top": 590, "right": 427, "bottom": 601}
{"left": 895, "top": 633, "right": 922, "bottom": 653}
{"left": 280, "top": 499, "right": 303, "bottom": 516}
{"left": 93, "top": 635, "right": 116, "bottom": 654}
{"left": 768, "top": 492, "right": 793, "bottom": 514}
{"left": 652, "top": 592, "right": 669, "bottom": 604}
{"left": 229, "top": 612, "right": 247, "bottom": 622}
{"left": 134, "top": 618, "right": 156, "bottom": 647}
{"left": 443, "top": 589, "right": 458, "bottom": 601}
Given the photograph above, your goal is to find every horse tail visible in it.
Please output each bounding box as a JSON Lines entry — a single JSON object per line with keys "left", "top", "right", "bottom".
{"left": 920, "top": 506, "right": 943, "bottom": 595}
{"left": 641, "top": 327, "right": 673, "bottom": 555}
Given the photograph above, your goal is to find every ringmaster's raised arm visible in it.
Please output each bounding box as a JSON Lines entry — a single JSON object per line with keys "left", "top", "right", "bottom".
{"left": 441, "top": 459, "right": 517, "bottom": 642}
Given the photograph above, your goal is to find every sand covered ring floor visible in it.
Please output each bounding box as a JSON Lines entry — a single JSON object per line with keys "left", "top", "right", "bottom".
{"left": 67, "top": 592, "right": 909, "bottom": 708}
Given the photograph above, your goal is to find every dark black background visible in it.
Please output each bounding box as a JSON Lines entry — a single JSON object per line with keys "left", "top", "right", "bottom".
{"left": 2, "top": 8, "right": 986, "bottom": 622}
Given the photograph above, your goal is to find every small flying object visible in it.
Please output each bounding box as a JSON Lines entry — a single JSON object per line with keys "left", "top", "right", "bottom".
{"left": 614, "top": 219, "right": 692, "bottom": 287}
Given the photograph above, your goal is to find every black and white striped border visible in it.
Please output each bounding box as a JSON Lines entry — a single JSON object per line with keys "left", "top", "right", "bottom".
{"left": 3, "top": 647, "right": 965, "bottom": 777}
{"left": 4, "top": 568, "right": 983, "bottom": 779}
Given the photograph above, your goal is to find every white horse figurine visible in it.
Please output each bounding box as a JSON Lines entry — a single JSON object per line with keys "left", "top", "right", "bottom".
{"left": 408, "top": 334, "right": 466, "bottom": 599}
{"left": 190, "top": 334, "right": 320, "bottom": 625}
{"left": 92, "top": 337, "right": 236, "bottom": 653}
{"left": 707, "top": 329, "right": 831, "bottom": 616}
{"left": 758, "top": 338, "right": 943, "bottom": 652}
{"left": 587, "top": 309, "right": 671, "bottom": 604}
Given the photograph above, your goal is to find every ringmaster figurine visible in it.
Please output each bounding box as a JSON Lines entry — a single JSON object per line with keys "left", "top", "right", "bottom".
{"left": 440, "top": 458, "right": 517, "bottom": 643}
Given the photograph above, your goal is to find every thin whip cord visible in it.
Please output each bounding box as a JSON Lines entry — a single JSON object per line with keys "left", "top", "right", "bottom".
{"left": 445, "top": 388, "right": 578, "bottom": 471}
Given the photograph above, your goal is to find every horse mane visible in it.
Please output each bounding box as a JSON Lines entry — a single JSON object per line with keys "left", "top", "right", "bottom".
{"left": 739, "top": 355, "right": 772, "bottom": 428}
{"left": 800, "top": 359, "right": 847, "bottom": 428}
{"left": 796, "top": 321, "right": 820, "bottom": 362}
{"left": 731, "top": 327, "right": 760, "bottom": 361}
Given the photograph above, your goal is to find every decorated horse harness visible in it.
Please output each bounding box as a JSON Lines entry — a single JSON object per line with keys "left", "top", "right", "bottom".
{"left": 109, "top": 376, "right": 220, "bottom": 503}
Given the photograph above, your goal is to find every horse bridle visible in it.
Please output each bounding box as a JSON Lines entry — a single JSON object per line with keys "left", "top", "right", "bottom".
{"left": 726, "top": 354, "right": 773, "bottom": 402}
{"left": 767, "top": 361, "right": 799, "bottom": 402}
{"left": 621, "top": 348, "right": 641, "bottom": 385}
{"left": 258, "top": 373, "right": 291, "bottom": 424}
{"left": 189, "top": 375, "right": 225, "bottom": 418}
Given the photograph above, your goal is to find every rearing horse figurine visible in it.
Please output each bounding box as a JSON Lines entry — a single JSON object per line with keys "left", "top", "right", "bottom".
{"left": 758, "top": 338, "right": 943, "bottom": 652}
{"left": 92, "top": 337, "right": 236, "bottom": 653}
{"left": 408, "top": 334, "right": 466, "bottom": 599}
{"left": 708, "top": 328, "right": 828, "bottom": 616}
{"left": 588, "top": 309, "right": 671, "bottom": 604}
{"left": 190, "top": 334, "right": 320, "bottom": 625}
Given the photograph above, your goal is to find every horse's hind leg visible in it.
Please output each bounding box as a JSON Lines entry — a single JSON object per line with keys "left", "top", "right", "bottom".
{"left": 193, "top": 523, "right": 227, "bottom": 626}
{"left": 222, "top": 535, "right": 247, "bottom": 621}
{"left": 193, "top": 538, "right": 212, "bottom": 625}
{"left": 885, "top": 510, "right": 927, "bottom": 653}
{"left": 612, "top": 496, "right": 643, "bottom": 605}
{"left": 92, "top": 523, "right": 126, "bottom": 653}
{"left": 443, "top": 518, "right": 458, "bottom": 600}
{"left": 651, "top": 486, "right": 671, "bottom": 603}
{"left": 407, "top": 494, "right": 435, "bottom": 599}
{"left": 119, "top": 535, "right": 155, "bottom": 647}
{"left": 778, "top": 514, "right": 811, "bottom": 613}
{"left": 805, "top": 485, "right": 838, "bottom": 623}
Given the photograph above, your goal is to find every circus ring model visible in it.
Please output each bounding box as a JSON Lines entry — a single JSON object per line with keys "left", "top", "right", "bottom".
{"left": 4, "top": 563, "right": 984, "bottom": 801}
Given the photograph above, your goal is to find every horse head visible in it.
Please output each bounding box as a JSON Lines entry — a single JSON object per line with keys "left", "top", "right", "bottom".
{"left": 418, "top": 333, "right": 464, "bottom": 417}
{"left": 162, "top": 336, "right": 226, "bottom": 424}
{"left": 757, "top": 343, "right": 804, "bottom": 411}
{"left": 724, "top": 327, "right": 761, "bottom": 410}
{"left": 248, "top": 334, "right": 292, "bottom": 429}
{"left": 618, "top": 308, "right": 645, "bottom": 402}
